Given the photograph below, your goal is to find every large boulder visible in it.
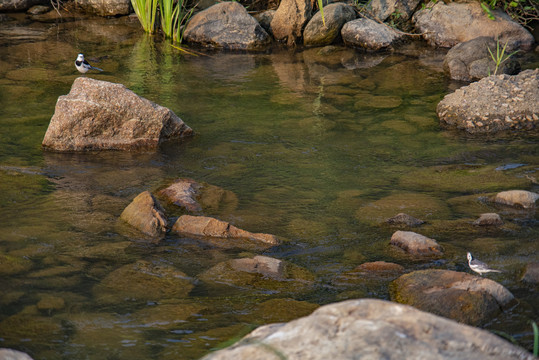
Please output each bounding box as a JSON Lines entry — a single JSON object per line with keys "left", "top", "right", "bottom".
{"left": 0, "top": 0, "right": 47, "bottom": 11}
{"left": 201, "top": 299, "right": 534, "bottom": 360}
{"left": 270, "top": 0, "right": 312, "bottom": 46}
{"left": 341, "top": 17, "right": 404, "bottom": 51}
{"left": 443, "top": 37, "right": 520, "bottom": 82}
{"left": 172, "top": 215, "right": 280, "bottom": 246}
{"left": 303, "top": 3, "right": 357, "bottom": 47}
{"left": 42, "top": 77, "right": 193, "bottom": 151}
{"left": 183, "top": 2, "right": 271, "bottom": 51}
{"left": 75, "top": 0, "right": 131, "bottom": 16}
{"left": 120, "top": 191, "right": 168, "bottom": 237}
{"left": 437, "top": 69, "right": 539, "bottom": 134}
{"left": 413, "top": 1, "right": 535, "bottom": 50}
{"left": 368, "top": 0, "right": 421, "bottom": 21}
{"left": 0, "top": 349, "right": 34, "bottom": 360}
{"left": 390, "top": 269, "right": 515, "bottom": 326}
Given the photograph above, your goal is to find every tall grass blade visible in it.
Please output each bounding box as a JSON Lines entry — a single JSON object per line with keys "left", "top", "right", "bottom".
{"left": 532, "top": 321, "right": 538, "bottom": 357}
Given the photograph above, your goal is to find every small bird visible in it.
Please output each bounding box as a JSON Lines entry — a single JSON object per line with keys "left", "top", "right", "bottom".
{"left": 467, "top": 252, "right": 502, "bottom": 276}
{"left": 75, "top": 53, "right": 103, "bottom": 74}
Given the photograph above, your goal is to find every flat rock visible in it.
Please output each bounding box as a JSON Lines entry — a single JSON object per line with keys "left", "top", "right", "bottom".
{"left": 473, "top": 213, "right": 503, "bottom": 226}
{"left": 390, "top": 230, "right": 443, "bottom": 257}
{"left": 354, "top": 261, "right": 405, "bottom": 274}
{"left": 341, "top": 17, "right": 404, "bottom": 51}
{"left": 75, "top": 0, "right": 131, "bottom": 16}
{"left": 303, "top": 3, "right": 356, "bottom": 47}
{"left": 494, "top": 190, "right": 539, "bottom": 209}
{"left": 120, "top": 191, "right": 168, "bottom": 237}
{"left": 368, "top": 0, "right": 421, "bottom": 21}
{"left": 184, "top": 2, "right": 271, "bottom": 51}
{"left": 437, "top": 69, "right": 539, "bottom": 134}
{"left": 93, "top": 260, "right": 194, "bottom": 304}
{"left": 390, "top": 269, "right": 515, "bottom": 326}
{"left": 413, "top": 1, "right": 535, "bottom": 50}
{"left": 172, "top": 215, "right": 279, "bottom": 246}
{"left": 201, "top": 299, "right": 533, "bottom": 360}
{"left": 0, "top": 349, "right": 34, "bottom": 360}
{"left": 42, "top": 77, "right": 193, "bottom": 151}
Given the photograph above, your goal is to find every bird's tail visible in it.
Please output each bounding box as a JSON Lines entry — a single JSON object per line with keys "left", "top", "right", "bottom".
{"left": 91, "top": 66, "right": 104, "bottom": 72}
{"left": 486, "top": 269, "right": 502, "bottom": 273}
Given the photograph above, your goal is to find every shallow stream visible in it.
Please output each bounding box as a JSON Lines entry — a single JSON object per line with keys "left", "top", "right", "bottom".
{"left": 0, "top": 14, "right": 538, "bottom": 360}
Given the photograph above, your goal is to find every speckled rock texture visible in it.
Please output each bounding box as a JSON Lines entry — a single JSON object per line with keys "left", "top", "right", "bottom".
{"left": 437, "top": 69, "right": 539, "bottom": 134}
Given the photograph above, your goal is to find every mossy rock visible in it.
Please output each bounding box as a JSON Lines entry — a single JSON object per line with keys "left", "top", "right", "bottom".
{"left": 198, "top": 256, "right": 315, "bottom": 294}
{"left": 93, "top": 260, "right": 195, "bottom": 304}
{"left": 356, "top": 192, "right": 451, "bottom": 225}
{"left": 241, "top": 298, "right": 319, "bottom": 324}
{"left": 133, "top": 301, "right": 206, "bottom": 330}
{"left": 0, "top": 253, "right": 33, "bottom": 276}
{"left": 399, "top": 165, "right": 529, "bottom": 193}
{"left": 354, "top": 94, "right": 403, "bottom": 109}
{"left": 0, "top": 309, "right": 64, "bottom": 343}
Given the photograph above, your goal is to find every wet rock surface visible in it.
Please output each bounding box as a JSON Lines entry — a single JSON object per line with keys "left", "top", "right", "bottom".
{"left": 172, "top": 215, "right": 280, "bottom": 246}
{"left": 437, "top": 69, "right": 539, "bottom": 134}
{"left": 390, "top": 269, "right": 515, "bottom": 326}
{"left": 389, "top": 230, "right": 443, "bottom": 257}
{"left": 120, "top": 191, "right": 168, "bottom": 237}
{"left": 184, "top": 2, "right": 271, "bottom": 51}
{"left": 42, "top": 77, "right": 193, "bottom": 151}
{"left": 201, "top": 299, "right": 534, "bottom": 360}
{"left": 413, "top": 1, "right": 535, "bottom": 50}
{"left": 303, "top": 3, "right": 356, "bottom": 47}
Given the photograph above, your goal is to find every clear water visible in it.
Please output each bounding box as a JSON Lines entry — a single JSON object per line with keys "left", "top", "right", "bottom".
{"left": 0, "top": 15, "right": 538, "bottom": 360}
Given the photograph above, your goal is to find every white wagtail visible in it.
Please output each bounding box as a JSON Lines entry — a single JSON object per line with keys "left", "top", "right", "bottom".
{"left": 467, "top": 252, "right": 502, "bottom": 276}
{"left": 75, "top": 53, "right": 103, "bottom": 74}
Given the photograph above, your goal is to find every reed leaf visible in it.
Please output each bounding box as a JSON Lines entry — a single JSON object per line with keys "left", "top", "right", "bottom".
{"left": 131, "top": 0, "right": 158, "bottom": 33}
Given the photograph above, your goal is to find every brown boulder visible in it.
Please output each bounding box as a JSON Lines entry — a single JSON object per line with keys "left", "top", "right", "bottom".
{"left": 270, "top": 0, "right": 312, "bottom": 46}
{"left": 494, "top": 190, "right": 539, "bottom": 209}
{"left": 389, "top": 230, "right": 443, "bottom": 257}
{"left": 42, "top": 77, "right": 193, "bottom": 151}
{"left": 172, "top": 215, "right": 280, "bottom": 245}
{"left": 473, "top": 213, "right": 503, "bottom": 226}
{"left": 390, "top": 269, "right": 515, "bottom": 325}
{"left": 120, "top": 191, "right": 168, "bottom": 237}
{"left": 521, "top": 262, "right": 539, "bottom": 284}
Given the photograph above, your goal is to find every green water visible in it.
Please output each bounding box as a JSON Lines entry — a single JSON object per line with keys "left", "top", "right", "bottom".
{"left": 0, "top": 15, "right": 538, "bottom": 359}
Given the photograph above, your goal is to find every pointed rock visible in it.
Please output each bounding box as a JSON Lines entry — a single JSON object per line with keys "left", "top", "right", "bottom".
{"left": 120, "top": 191, "right": 168, "bottom": 237}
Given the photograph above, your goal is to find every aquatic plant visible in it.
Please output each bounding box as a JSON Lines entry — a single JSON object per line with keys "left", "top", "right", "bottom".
{"left": 131, "top": 0, "right": 158, "bottom": 34}
{"left": 159, "top": 0, "right": 194, "bottom": 42}
{"left": 532, "top": 321, "right": 538, "bottom": 357}
{"left": 487, "top": 39, "right": 519, "bottom": 75}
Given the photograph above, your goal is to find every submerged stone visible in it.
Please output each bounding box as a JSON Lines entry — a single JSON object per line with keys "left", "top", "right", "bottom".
{"left": 120, "top": 191, "right": 168, "bottom": 237}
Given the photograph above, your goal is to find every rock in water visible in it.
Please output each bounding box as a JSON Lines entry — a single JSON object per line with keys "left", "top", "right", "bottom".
{"left": 42, "top": 77, "right": 193, "bottom": 151}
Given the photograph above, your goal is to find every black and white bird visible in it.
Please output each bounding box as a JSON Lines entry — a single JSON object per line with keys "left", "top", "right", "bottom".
{"left": 75, "top": 53, "right": 103, "bottom": 74}
{"left": 467, "top": 252, "right": 502, "bottom": 276}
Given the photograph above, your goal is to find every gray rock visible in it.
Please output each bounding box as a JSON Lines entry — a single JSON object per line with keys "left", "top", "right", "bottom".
{"left": 271, "top": 0, "right": 312, "bottom": 46}
{"left": 303, "top": 3, "right": 356, "bottom": 47}
{"left": 120, "top": 191, "right": 168, "bottom": 237}
{"left": 341, "top": 17, "right": 404, "bottom": 51}
{"left": 413, "top": 1, "right": 535, "bottom": 50}
{"left": 494, "top": 190, "right": 539, "bottom": 209}
{"left": 437, "top": 69, "right": 539, "bottom": 134}
{"left": 75, "top": 0, "right": 131, "bottom": 16}
{"left": 521, "top": 262, "right": 539, "bottom": 284}
{"left": 201, "top": 299, "right": 533, "bottom": 360}
{"left": 473, "top": 213, "right": 503, "bottom": 226}
{"left": 369, "top": 0, "right": 421, "bottom": 21}
{"left": 253, "top": 10, "right": 275, "bottom": 36}
{"left": 386, "top": 212, "right": 425, "bottom": 226}
{"left": 390, "top": 269, "right": 516, "bottom": 326}
{"left": 0, "top": 348, "right": 34, "bottom": 360}
{"left": 184, "top": 2, "right": 271, "bottom": 51}
{"left": 26, "top": 4, "right": 50, "bottom": 14}
{"left": 159, "top": 178, "right": 203, "bottom": 212}
{"left": 443, "top": 37, "right": 520, "bottom": 82}
{"left": 42, "top": 77, "right": 193, "bottom": 151}
{"left": 389, "top": 230, "right": 443, "bottom": 256}
{"left": 0, "top": 0, "right": 47, "bottom": 11}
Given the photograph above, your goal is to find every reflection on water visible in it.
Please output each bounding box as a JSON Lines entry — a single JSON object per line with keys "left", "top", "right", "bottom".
{"left": 0, "top": 15, "right": 538, "bottom": 360}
